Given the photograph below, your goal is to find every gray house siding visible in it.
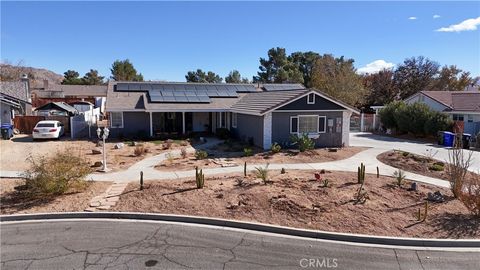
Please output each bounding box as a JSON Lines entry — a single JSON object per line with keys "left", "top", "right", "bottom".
{"left": 276, "top": 94, "right": 344, "bottom": 111}
{"left": 231, "top": 113, "right": 264, "bottom": 148}
{"left": 271, "top": 111, "right": 344, "bottom": 148}
{"left": 109, "top": 112, "right": 150, "bottom": 138}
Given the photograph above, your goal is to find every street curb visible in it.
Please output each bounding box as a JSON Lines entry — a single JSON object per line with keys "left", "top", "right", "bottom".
{"left": 1, "top": 212, "right": 479, "bottom": 248}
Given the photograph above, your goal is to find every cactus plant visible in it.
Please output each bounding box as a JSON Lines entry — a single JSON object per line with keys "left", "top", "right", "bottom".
{"left": 140, "top": 171, "right": 144, "bottom": 190}
{"left": 417, "top": 201, "right": 429, "bottom": 221}
{"left": 357, "top": 163, "right": 365, "bottom": 184}
{"left": 244, "top": 161, "right": 247, "bottom": 177}
{"left": 195, "top": 166, "right": 205, "bottom": 189}
{"left": 281, "top": 168, "right": 286, "bottom": 174}
{"left": 376, "top": 166, "right": 379, "bottom": 178}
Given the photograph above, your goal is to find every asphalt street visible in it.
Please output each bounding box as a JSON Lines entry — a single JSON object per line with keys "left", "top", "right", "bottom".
{"left": 1, "top": 219, "right": 479, "bottom": 270}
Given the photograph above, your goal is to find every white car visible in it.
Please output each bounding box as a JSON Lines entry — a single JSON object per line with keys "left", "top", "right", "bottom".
{"left": 32, "top": 120, "right": 65, "bottom": 140}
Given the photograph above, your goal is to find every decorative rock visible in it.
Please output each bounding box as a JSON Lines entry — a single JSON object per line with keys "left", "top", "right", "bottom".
{"left": 427, "top": 191, "right": 445, "bottom": 202}
{"left": 92, "top": 149, "right": 102, "bottom": 155}
{"left": 114, "top": 143, "right": 125, "bottom": 149}
{"left": 408, "top": 182, "right": 418, "bottom": 191}
{"left": 89, "top": 201, "right": 101, "bottom": 207}
{"left": 96, "top": 141, "right": 103, "bottom": 147}
{"left": 92, "top": 161, "right": 103, "bottom": 167}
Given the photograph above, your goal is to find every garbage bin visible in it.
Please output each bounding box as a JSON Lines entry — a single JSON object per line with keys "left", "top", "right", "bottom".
{"left": 443, "top": 131, "right": 455, "bottom": 147}
{"left": 462, "top": 133, "right": 471, "bottom": 149}
{"left": 0, "top": 124, "right": 13, "bottom": 140}
{"left": 437, "top": 131, "right": 445, "bottom": 145}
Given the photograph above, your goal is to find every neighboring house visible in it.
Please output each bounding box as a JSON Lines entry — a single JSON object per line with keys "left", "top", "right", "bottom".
{"left": 405, "top": 90, "right": 480, "bottom": 135}
{"left": 0, "top": 77, "right": 32, "bottom": 125}
{"left": 34, "top": 102, "right": 78, "bottom": 116}
{"left": 105, "top": 82, "right": 358, "bottom": 149}
{"left": 31, "top": 81, "right": 107, "bottom": 114}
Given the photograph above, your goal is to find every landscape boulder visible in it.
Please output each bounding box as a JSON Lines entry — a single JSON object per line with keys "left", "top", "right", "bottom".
{"left": 96, "top": 141, "right": 103, "bottom": 147}
{"left": 92, "top": 161, "right": 103, "bottom": 167}
{"left": 114, "top": 143, "right": 125, "bottom": 149}
{"left": 427, "top": 191, "right": 445, "bottom": 203}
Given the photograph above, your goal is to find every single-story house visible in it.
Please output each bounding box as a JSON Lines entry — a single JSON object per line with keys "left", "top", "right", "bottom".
{"left": 34, "top": 102, "right": 78, "bottom": 116}
{"left": 31, "top": 81, "right": 107, "bottom": 113}
{"left": 405, "top": 90, "right": 480, "bottom": 135}
{"left": 0, "top": 76, "right": 32, "bottom": 125}
{"left": 105, "top": 82, "right": 358, "bottom": 149}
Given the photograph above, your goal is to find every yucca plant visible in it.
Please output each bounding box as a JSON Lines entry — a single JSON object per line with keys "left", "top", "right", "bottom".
{"left": 255, "top": 164, "right": 269, "bottom": 185}
{"left": 393, "top": 169, "right": 406, "bottom": 187}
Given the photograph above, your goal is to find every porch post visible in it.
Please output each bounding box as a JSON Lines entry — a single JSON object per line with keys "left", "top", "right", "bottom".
{"left": 182, "top": 112, "right": 186, "bottom": 134}
{"left": 149, "top": 112, "right": 153, "bottom": 137}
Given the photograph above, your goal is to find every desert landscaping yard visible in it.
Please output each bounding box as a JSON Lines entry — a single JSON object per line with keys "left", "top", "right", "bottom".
{"left": 0, "top": 134, "right": 193, "bottom": 172}
{"left": 112, "top": 170, "right": 479, "bottom": 239}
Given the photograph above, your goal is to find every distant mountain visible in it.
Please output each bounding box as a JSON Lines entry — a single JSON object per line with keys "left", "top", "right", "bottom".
{"left": 0, "top": 63, "right": 64, "bottom": 87}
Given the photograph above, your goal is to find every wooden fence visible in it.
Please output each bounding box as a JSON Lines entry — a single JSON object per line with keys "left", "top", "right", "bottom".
{"left": 13, "top": 116, "right": 70, "bottom": 134}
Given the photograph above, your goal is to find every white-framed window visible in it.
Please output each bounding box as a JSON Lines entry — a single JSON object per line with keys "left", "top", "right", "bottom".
{"left": 291, "top": 115, "right": 327, "bottom": 134}
{"left": 307, "top": 93, "right": 315, "bottom": 104}
{"left": 232, "top": 112, "right": 237, "bottom": 128}
{"left": 452, "top": 114, "right": 464, "bottom": 121}
{"left": 110, "top": 112, "right": 124, "bottom": 128}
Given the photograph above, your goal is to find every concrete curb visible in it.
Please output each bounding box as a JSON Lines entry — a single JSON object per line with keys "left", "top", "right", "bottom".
{"left": 1, "top": 212, "right": 479, "bottom": 248}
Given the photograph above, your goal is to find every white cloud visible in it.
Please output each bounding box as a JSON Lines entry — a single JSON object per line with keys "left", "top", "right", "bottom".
{"left": 433, "top": 15, "right": 441, "bottom": 19}
{"left": 436, "top": 16, "right": 480, "bottom": 32}
{"left": 408, "top": 17, "right": 417, "bottom": 20}
{"left": 357, "top": 60, "right": 395, "bottom": 75}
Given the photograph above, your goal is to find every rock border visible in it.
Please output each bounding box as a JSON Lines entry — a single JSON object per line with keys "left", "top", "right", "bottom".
{"left": 1, "top": 212, "right": 479, "bottom": 248}
{"left": 85, "top": 182, "right": 128, "bottom": 212}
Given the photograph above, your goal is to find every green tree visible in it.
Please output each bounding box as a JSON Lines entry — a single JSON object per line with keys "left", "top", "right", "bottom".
{"left": 82, "top": 69, "right": 104, "bottom": 85}
{"left": 185, "top": 69, "right": 222, "bottom": 83}
{"left": 225, "top": 70, "right": 249, "bottom": 83}
{"left": 430, "top": 65, "right": 476, "bottom": 91}
{"left": 310, "top": 54, "right": 366, "bottom": 106}
{"left": 363, "top": 69, "right": 397, "bottom": 106}
{"left": 394, "top": 56, "right": 439, "bottom": 99}
{"left": 110, "top": 59, "right": 143, "bottom": 81}
{"left": 254, "top": 47, "right": 304, "bottom": 84}
{"left": 289, "top": 51, "right": 320, "bottom": 87}
{"left": 62, "top": 70, "right": 83, "bottom": 85}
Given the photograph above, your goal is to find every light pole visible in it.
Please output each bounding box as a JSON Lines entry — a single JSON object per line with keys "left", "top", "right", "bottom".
{"left": 96, "top": 127, "right": 110, "bottom": 172}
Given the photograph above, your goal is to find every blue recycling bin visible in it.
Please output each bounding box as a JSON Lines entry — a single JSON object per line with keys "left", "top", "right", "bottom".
{"left": 443, "top": 131, "right": 455, "bottom": 147}
{"left": 1, "top": 124, "right": 13, "bottom": 140}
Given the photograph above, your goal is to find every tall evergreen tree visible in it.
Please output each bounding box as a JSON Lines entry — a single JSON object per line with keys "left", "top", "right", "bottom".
{"left": 82, "top": 69, "right": 105, "bottom": 85}
{"left": 62, "top": 70, "right": 83, "bottom": 85}
{"left": 393, "top": 56, "right": 439, "bottom": 99}
{"left": 110, "top": 59, "right": 143, "bottom": 81}
{"left": 185, "top": 69, "right": 222, "bottom": 83}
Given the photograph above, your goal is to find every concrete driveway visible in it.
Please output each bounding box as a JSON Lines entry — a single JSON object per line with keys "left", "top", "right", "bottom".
{"left": 2, "top": 220, "right": 479, "bottom": 270}
{"left": 350, "top": 133, "right": 480, "bottom": 173}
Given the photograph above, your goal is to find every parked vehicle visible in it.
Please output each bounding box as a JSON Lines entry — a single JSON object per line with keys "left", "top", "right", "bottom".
{"left": 32, "top": 120, "right": 65, "bottom": 140}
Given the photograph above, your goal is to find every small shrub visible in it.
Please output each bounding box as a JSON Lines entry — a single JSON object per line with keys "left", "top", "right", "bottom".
{"left": 166, "top": 153, "right": 174, "bottom": 164}
{"left": 270, "top": 143, "right": 282, "bottom": 154}
{"left": 255, "top": 164, "right": 269, "bottom": 185}
{"left": 180, "top": 148, "right": 188, "bottom": 159}
{"left": 23, "top": 150, "right": 92, "bottom": 196}
{"left": 243, "top": 148, "right": 253, "bottom": 157}
{"left": 459, "top": 173, "right": 480, "bottom": 217}
{"left": 446, "top": 143, "right": 473, "bottom": 198}
{"left": 290, "top": 134, "right": 315, "bottom": 152}
{"left": 401, "top": 151, "right": 409, "bottom": 157}
{"left": 180, "top": 140, "right": 189, "bottom": 146}
{"left": 195, "top": 150, "right": 208, "bottom": 160}
{"left": 321, "top": 179, "right": 330, "bottom": 188}
{"left": 429, "top": 164, "right": 444, "bottom": 171}
{"left": 393, "top": 169, "right": 406, "bottom": 187}
{"left": 134, "top": 145, "right": 146, "bottom": 156}
{"left": 281, "top": 168, "right": 286, "bottom": 174}
{"left": 235, "top": 177, "right": 245, "bottom": 187}
{"left": 320, "top": 169, "right": 326, "bottom": 174}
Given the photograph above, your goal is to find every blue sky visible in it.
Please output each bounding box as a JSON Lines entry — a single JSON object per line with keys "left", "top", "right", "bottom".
{"left": 1, "top": 1, "right": 479, "bottom": 81}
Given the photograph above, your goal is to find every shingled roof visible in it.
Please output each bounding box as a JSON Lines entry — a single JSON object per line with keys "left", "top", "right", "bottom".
{"left": 0, "top": 81, "right": 30, "bottom": 103}
{"left": 421, "top": 91, "right": 480, "bottom": 112}
{"left": 230, "top": 89, "right": 309, "bottom": 115}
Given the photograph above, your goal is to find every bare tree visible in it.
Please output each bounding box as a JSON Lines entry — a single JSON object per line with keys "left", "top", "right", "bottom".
{"left": 446, "top": 135, "right": 473, "bottom": 198}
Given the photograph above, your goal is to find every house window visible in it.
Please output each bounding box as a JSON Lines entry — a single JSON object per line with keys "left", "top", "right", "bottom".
{"left": 232, "top": 113, "right": 237, "bottom": 128}
{"left": 452, "top": 114, "right": 464, "bottom": 121}
{"left": 110, "top": 112, "right": 123, "bottom": 128}
{"left": 290, "top": 117, "right": 298, "bottom": 133}
{"left": 307, "top": 93, "right": 315, "bottom": 104}
{"left": 318, "top": 116, "right": 326, "bottom": 133}
{"left": 299, "top": 116, "right": 319, "bottom": 134}
{"left": 467, "top": 115, "right": 474, "bottom": 123}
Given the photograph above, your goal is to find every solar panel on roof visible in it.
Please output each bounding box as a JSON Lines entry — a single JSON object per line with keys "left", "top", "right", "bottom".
{"left": 173, "top": 91, "right": 186, "bottom": 97}
{"left": 207, "top": 90, "right": 218, "bottom": 96}
{"left": 174, "top": 85, "right": 186, "bottom": 91}
{"left": 185, "top": 91, "right": 197, "bottom": 96}
{"left": 150, "top": 96, "right": 164, "bottom": 102}
{"left": 217, "top": 90, "right": 230, "bottom": 97}
{"left": 216, "top": 85, "right": 227, "bottom": 91}
{"left": 185, "top": 85, "right": 196, "bottom": 91}
{"left": 149, "top": 90, "right": 162, "bottom": 96}
{"left": 227, "top": 91, "right": 238, "bottom": 97}
{"left": 116, "top": 84, "right": 129, "bottom": 91}
{"left": 198, "top": 95, "right": 210, "bottom": 102}
{"left": 163, "top": 96, "right": 176, "bottom": 102}
{"left": 175, "top": 96, "right": 189, "bottom": 102}
{"left": 187, "top": 96, "right": 200, "bottom": 102}
{"left": 151, "top": 84, "right": 163, "bottom": 90}
{"left": 195, "top": 85, "right": 207, "bottom": 91}
{"left": 196, "top": 90, "right": 208, "bottom": 96}
{"left": 140, "top": 84, "right": 152, "bottom": 90}
{"left": 161, "top": 90, "right": 174, "bottom": 96}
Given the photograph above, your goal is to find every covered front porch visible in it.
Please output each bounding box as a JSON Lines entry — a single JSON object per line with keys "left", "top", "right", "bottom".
{"left": 148, "top": 111, "right": 232, "bottom": 137}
